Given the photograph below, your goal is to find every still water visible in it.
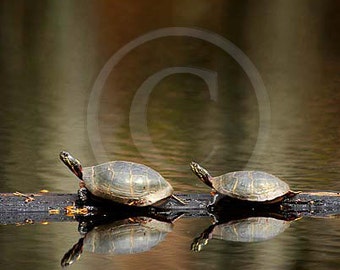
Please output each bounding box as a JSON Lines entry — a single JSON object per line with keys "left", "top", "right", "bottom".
{"left": 0, "top": 1, "right": 340, "bottom": 269}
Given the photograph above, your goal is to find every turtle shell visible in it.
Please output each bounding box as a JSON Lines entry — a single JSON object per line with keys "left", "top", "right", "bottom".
{"left": 82, "top": 161, "right": 173, "bottom": 206}
{"left": 212, "top": 171, "right": 290, "bottom": 202}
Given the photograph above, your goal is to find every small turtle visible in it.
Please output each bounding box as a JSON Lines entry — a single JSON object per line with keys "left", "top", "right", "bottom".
{"left": 191, "top": 216, "right": 291, "bottom": 251}
{"left": 61, "top": 216, "right": 173, "bottom": 267}
{"left": 60, "top": 151, "right": 184, "bottom": 206}
{"left": 190, "top": 162, "right": 298, "bottom": 204}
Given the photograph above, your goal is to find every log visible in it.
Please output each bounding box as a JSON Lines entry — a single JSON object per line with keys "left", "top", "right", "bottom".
{"left": 0, "top": 192, "right": 213, "bottom": 212}
{"left": 1, "top": 191, "right": 340, "bottom": 225}
{"left": 282, "top": 191, "right": 340, "bottom": 217}
{"left": 0, "top": 192, "right": 213, "bottom": 225}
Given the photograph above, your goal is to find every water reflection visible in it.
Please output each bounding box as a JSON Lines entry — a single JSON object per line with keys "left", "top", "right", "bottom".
{"left": 61, "top": 213, "right": 179, "bottom": 267}
{"left": 192, "top": 216, "right": 292, "bottom": 252}
{"left": 59, "top": 207, "right": 300, "bottom": 267}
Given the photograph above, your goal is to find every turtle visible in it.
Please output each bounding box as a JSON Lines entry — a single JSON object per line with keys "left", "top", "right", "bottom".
{"left": 59, "top": 151, "right": 184, "bottom": 207}
{"left": 191, "top": 216, "right": 291, "bottom": 252}
{"left": 61, "top": 216, "right": 173, "bottom": 267}
{"left": 190, "top": 162, "right": 298, "bottom": 205}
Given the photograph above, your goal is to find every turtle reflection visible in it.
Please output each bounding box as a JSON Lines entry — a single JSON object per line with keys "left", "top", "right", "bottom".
{"left": 61, "top": 216, "right": 173, "bottom": 267}
{"left": 191, "top": 216, "right": 292, "bottom": 252}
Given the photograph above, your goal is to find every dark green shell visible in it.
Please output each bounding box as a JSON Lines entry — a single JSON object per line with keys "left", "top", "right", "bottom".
{"left": 82, "top": 161, "right": 173, "bottom": 206}
{"left": 212, "top": 171, "right": 290, "bottom": 202}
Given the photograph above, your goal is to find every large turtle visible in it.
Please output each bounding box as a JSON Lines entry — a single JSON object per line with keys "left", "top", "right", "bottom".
{"left": 190, "top": 162, "right": 298, "bottom": 204}
{"left": 59, "top": 151, "right": 184, "bottom": 206}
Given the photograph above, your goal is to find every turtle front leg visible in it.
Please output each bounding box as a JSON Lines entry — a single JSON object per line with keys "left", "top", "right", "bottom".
{"left": 78, "top": 187, "right": 89, "bottom": 203}
{"left": 77, "top": 181, "right": 89, "bottom": 204}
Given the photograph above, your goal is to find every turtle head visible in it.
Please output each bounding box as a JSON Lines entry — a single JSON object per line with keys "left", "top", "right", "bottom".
{"left": 190, "top": 162, "right": 213, "bottom": 188}
{"left": 60, "top": 151, "right": 83, "bottom": 180}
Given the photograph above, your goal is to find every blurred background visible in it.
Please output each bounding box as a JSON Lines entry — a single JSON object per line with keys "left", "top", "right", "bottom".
{"left": 0, "top": 1, "right": 339, "bottom": 269}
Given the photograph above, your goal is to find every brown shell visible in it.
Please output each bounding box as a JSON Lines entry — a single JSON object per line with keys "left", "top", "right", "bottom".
{"left": 212, "top": 171, "right": 290, "bottom": 202}
{"left": 82, "top": 161, "right": 173, "bottom": 206}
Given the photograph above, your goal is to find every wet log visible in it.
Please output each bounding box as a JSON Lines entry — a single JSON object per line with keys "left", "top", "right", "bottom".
{"left": 2, "top": 191, "right": 340, "bottom": 212}
{"left": 282, "top": 191, "right": 340, "bottom": 217}
{"left": 0, "top": 192, "right": 213, "bottom": 212}
{"left": 0, "top": 193, "right": 78, "bottom": 225}
{"left": 1, "top": 191, "right": 340, "bottom": 225}
{"left": 0, "top": 192, "right": 78, "bottom": 212}
{"left": 0, "top": 192, "right": 212, "bottom": 225}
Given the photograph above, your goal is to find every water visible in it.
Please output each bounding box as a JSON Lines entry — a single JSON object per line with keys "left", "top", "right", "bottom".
{"left": 0, "top": 1, "right": 340, "bottom": 269}
{"left": 2, "top": 217, "right": 340, "bottom": 269}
